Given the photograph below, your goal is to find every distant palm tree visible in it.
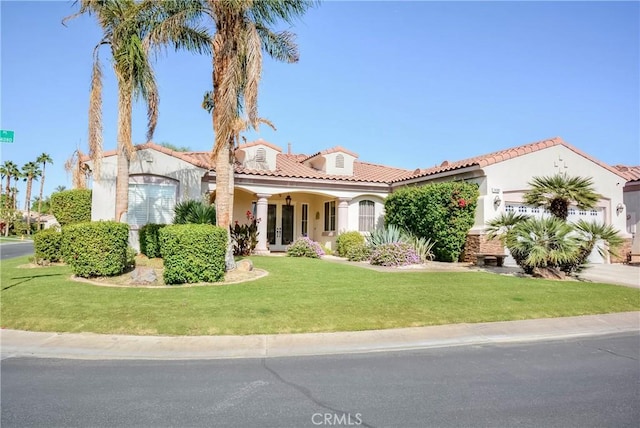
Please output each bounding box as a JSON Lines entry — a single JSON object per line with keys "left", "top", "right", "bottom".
{"left": 523, "top": 173, "right": 599, "bottom": 221}
{"left": 11, "top": 169, "right": 23, "bottom": 210}
{"left": 204, "top": 0, "right": 313, "bottom": 269}
{"left": 22, "top": 161, "right": 42, "bottom": 234}
{"left": 36, "top": 153, "right": 53, "bottom": 224}
{"left": 64, "top": 0, "right": 210, "bottom": 222}
{"left": 1, "top": 160, "right": 19, "bottom": 209}
{"left": 54, "top": 185, "right": 67, "bottom": 193}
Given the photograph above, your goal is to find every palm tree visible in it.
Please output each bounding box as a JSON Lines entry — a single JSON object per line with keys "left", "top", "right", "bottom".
{"left": 54, "top": 185, "right": 67, "bottom": 193}
{"left": 11, "top": 169, "right": 23, "bottom": 210}
{"left": 204, "top": 0, "right": 313, "bottom": 269}
{"left": 64, "top": 0, "right": 210, "bottom": 222}
{"left": 523, "top": 173, "right": 599, "bottom": 221}
{"left": 506, "top": 217, "right": 580, "bottom": 274}
{"left": 22, "top": 162, "right": 42, "bottom": 234}
{"left": 561, "top": 220, "right": 624, "bottom": 273}
{"left": 1, "top": 161, "right": 19, "bottom": 209}
{"left": 36, "top": 153, "right": 53, "bottom": 224}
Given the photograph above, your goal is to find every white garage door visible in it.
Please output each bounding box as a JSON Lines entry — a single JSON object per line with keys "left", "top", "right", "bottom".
{"left": 503, "top": 204, "right": 606, "bottom": 265}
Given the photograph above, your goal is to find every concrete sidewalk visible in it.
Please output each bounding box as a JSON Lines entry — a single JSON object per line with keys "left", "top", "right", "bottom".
{"left": 1, "top": 312, "right": 638, "bottom": 360}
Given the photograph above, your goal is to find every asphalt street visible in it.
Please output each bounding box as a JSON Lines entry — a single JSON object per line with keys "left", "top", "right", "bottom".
{"left": 0, "top": 241, "right": 34, "bottom": 260}
{"left": 2, "top": 333, "right": 638, "bottom": 428}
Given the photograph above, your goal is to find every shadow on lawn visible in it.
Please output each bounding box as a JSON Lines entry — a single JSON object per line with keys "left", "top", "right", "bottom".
{"left": 2, "top": 273, "right": 65, "bottom": 291}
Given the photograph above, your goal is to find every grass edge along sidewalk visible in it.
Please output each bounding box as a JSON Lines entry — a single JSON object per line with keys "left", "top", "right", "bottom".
{"left": 1, "top": 256, "right": 638, "bottom": 336}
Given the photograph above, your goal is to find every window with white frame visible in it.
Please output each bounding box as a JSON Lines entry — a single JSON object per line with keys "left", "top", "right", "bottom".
{"left": 359, "top": 200, "right": 375, "bottom": 232}
{"left": 127, "top": 175, "right": 178, "bottom": 228}
{"left": 324, "top": 201, "right": 336, "bottom": 231}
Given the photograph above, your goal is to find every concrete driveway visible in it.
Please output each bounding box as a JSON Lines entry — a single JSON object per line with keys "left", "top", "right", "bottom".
{"left": 578, "top": 263, "right": 640, "bottom": 288}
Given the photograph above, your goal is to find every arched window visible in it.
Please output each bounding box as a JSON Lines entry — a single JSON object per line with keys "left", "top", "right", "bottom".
{"left": 335, "top": 154, "right": 344, "bottom": 168}
{"left": 359, "top": 200, "right": 375, "bottom": 232}
{"left": 255, "top": 148, "right": 267, "bottom": 163}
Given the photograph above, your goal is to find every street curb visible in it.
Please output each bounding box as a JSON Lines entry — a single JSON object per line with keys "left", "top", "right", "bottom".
{"left": 2, "top": 312, "right": 638, "bottom": 360}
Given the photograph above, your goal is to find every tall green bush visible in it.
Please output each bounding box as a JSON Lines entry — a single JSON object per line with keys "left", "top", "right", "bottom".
{"left": 61, "top": 221, "right": 129, "bottom": 277}
{"left": 335, "top": 231, "right": 365, "bottom": 257}
{"left": 33, "top": 228, "right": 62, "bottom": 263}
{"left": 385, "top": 181, "right": 479, "bottom": 262}
{"left": 50, "top": 189, "right": 92, "bottom": 226}
{"left": 159, "top": 224, "right": 227, "bottom": 284}
{"left": 139, "top": 224, "right": 166, "bottom": 258}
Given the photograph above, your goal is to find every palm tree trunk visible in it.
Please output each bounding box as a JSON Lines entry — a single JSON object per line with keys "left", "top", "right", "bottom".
{"left": 37, "top": 163, "right": 46, "bottom": 228}
{"left": 115, "top": 83, "right": 132, "bottom": 223}
{"left": 25, "top": 177, "right": 32, "bottom": 235}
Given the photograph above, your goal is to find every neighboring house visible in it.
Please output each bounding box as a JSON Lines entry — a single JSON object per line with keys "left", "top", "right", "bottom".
{"left": 613, "top": 165, "right": 640, "bottom": 262}
{"left": 85, "top": 137, "right": 631, "bottom": 264}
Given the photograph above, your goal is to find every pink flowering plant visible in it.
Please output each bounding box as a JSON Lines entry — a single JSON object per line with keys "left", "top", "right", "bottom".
{"left": 286, "top": 236, "right": 325, "bottom": 258}
{"left": 230, "top": 210, "right": 260, "bottom": 256}
{"left": 369, "top": 242, "right": 421, "bottom": 267}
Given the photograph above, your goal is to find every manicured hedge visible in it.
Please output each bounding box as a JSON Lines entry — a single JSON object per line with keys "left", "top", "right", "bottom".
{"left": 335, "top": 231, "right": 365, "bottom": 257}
{"left": 33, "top": 228, "right": 62, "bottom": 263}
{"left": 385, "top": 181, "right": 479, "bottom": 262}
{"left": 139, "top": 224, "right": 166, "bottom": 258}
{"left": 50, "top": 189, "right": 92, "bottom": 226}
{"left": 61, "top": 221, "right": 129, "bottom": 277}
{"left": 159, "top": 224, "right": 227, "bottom": 284}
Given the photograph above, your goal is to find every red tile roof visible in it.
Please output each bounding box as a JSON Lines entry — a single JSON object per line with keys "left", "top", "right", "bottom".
{"left": 613, "top": 165, "right": 640, "bottom": 182}
{"left": 397, "top": 137, "right": 628, "bottom": 182}
{"left": 85, "top": 138, "right": 629, "bottom": 185}
{"left": 303, "top": 146, "right": 359, "bottom": 162}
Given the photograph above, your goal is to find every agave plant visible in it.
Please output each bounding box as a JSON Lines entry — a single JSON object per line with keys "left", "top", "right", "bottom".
{"left": 366, "top": 224, "right": 408, "bottom": 247}
{"left": 173, "top": 200, "right": 216, "bottom": 225}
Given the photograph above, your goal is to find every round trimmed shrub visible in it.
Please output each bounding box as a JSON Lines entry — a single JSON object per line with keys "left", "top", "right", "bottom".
{"left": 159, "top": 224, "right": 227, "bottom": 284}
{"left": 50, "top": 189, "right": 92, "bottom": 226}
{"left": 286, "top": 237, "right": 325, "bottom": 258}
{"left": 335, "top": 231, "right": 365, "bottom": 257}
{"left": 61, "top": 221, "right": 129, "bottom": 277}
{"left": 33, "top": 228, "right": 62, "bottom": 263}
{"left": 370, "top": 242, "right": 421, "bottom": 267}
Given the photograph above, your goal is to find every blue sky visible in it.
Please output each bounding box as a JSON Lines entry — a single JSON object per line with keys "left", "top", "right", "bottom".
{"left": 1, "top": 0, "right": 639, "bottom": 205}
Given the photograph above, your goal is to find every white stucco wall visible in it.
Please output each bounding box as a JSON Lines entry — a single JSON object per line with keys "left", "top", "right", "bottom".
{"left": 90, "top": 148, "right": 207, "bottom": 222}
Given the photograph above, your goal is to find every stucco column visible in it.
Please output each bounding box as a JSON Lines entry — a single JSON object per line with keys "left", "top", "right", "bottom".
{"left": 254, "top": 193, "right": 271, "bottom": 254}
{"left": 337, "top": 198, "right": 351, "bottom": 233}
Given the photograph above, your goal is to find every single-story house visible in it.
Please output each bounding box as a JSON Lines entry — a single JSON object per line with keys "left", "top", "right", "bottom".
{"left": 86, "top": 136, "right": 631, "bottom": 264}
{"left": 613, "top": 165, "right": 640, "bottom": 262}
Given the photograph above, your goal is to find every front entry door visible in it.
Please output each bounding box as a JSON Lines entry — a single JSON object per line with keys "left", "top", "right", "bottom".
{"left": 267, "top": 204, "right": 295, "bottom": 251}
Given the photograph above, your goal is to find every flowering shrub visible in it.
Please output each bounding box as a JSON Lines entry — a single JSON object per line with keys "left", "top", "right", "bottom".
{"left": 231, "top": 210, "right": 260, "bottom": 256}
{"left": 370, "top": 242, "right": 421, "bottom": 267}
{"left": 286, "top": 237, "right": 325, "bottom": 258}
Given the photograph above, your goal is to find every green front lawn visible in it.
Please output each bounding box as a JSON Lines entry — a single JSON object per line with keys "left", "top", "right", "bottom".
{"left": 1, "top": 256, "right": 638, "bottom": 336}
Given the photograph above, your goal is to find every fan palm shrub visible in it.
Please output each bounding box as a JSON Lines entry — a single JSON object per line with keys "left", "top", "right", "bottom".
{"left": 173, "top": 200, "right": 216, "bottom": 225}
{"left": 523, "top": 173, "right": 599, "bottom": 220}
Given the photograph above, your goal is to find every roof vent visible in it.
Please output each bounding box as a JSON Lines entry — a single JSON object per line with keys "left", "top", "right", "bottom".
{"left": 440, "top": 160, "right": 449, "bottom": 167}
{"left": 413, "top": 168, "right": 421, "bottom": 175}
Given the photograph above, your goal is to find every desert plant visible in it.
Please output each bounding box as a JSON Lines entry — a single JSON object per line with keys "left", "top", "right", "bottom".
{"left": 366, "top": 224, "right": 408, "bottom": 247}
{"left": 370, "top": 242, "right": 421, "bottom": 267}
{"left": 408, "top": 235, "right": 436, "bottom": 263}
{"left": 561, "top": 220, "right": 624, "bottom": 273}
{"left": 230, "top": 210, "right": 260, "bottom": 256}
{"left": 173, "top": 200, "right": 216, "bottom": 225}
{"left": 523, "top": 173, "right": 599, "bottom": 221}
{"left": 505, "top": 217, "right": 580, "bottom": 274}
{"left": 335, "top": 231, "right": 365, "bottom": 257}
{"left": 286, "top": 237, "right": 325, "bottom": 258}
